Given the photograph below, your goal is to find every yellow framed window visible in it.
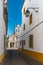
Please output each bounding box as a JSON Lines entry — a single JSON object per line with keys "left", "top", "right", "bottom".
{"left": 23, "top": 8, "right": 26, "bottom": 14}
{"left": 29, "top": 35, "right": 33, "bottom": 48}
{"left": 23, "top": 24, "right": 25, "bottom": 31}
{"left": 29, "top": 13, "right": 32, "bottom": 25}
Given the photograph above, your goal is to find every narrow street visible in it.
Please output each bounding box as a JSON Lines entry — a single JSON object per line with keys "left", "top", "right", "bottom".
{"left": 0, "top": 50, "right": 29, "bottom": 65}
{"left": 0, "top": 0, "right": 43, "bottom": 65}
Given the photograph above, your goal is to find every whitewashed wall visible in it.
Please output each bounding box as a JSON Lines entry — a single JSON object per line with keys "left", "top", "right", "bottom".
{"left": 7, "top": 35, "right": 18, "bottom": 49}
{"left": 0, "top": 0, "right": 6, "bottom": 55}
{"left": 19, "top": 0, "right": 43, "bottom": 53}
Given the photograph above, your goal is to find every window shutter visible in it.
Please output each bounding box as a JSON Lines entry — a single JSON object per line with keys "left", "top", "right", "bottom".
{"left": 29, "top": 13, "right": 32, "bottom": 25}
{"left": 20, "top": 41, "right": 21, "bottom": 45}
{"left": 29, "top": 35, "right": 33, "bottom": 48}
{"left": 23, "top": 40, "right": 25, "bottom": 45}
{"left": 24, "top": 8, "right": 26, "bottom": 14}
{"left": 23, "top": 24, "right": 25, "bottom": 30}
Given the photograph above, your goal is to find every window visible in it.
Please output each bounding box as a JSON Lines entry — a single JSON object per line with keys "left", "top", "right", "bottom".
{"left": 16, "top": 29, "right": 17, "bottom": 32}
{"left": 10, "top": 43, "right": 12, "bottom": 47}
{"left": 20, "top": 41, "right": 21, "bottom": 45}
{"left": 18, "top": 28, "right": 20, "bottom": 32}
{"left": 29, "top": 13, "right": 32, "bottom": 25}
{"left": 3, "top": 0, "right": 8, "bottom": 22}
{"left": 22, "top": 40, "right": 25, "bottom": 50}
{"left": 10, "top": 43, "right": 14, "bottom": 47}
{"left": 23, "top": 40, "right": 25, "bottom": 45}
{"left": 29, "top": 35, "right": 33, "bottom": 48}
{"left": 23, "top": 24, "right": 25, "bottom": 30}
{"left": 23, "top": 8, "right": 26, "bottom": 14}
{"left": 3, "top": 8, "right": 7, "bottom": 22}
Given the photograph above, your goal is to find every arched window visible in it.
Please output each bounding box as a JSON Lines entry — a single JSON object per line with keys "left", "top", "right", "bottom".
{"left": 23, "top": 8, "right": 26, "bottom": 14}
{"left": 29, "top": 13, "right": 32, "bottom": 25}
{"left": 29, "top": 35, "right": 33, "bottom": 48}
{"left": 23, "top": 24, "right": 25, "bottom": 30}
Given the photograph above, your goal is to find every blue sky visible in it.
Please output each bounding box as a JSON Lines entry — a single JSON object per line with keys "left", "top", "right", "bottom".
{"left": 7, "top": 0, "right": 24, "bottom": 36}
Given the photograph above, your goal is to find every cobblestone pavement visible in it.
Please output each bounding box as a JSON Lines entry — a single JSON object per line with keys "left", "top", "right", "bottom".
{"left": 0, "top": 50, "right": 43, "bottom": 65}
{"left": 0, "top": 50, "right": 29, "bottom": 65}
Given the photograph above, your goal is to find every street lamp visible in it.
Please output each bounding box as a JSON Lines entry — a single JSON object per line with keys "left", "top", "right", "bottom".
{"left": 25, "top": 7, "right": 39, "bottom": 17}
{"left": 25, "top": 9, "right": 30, "bottom": 17}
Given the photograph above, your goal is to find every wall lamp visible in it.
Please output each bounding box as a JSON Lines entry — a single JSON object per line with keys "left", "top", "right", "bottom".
{"left": 25, "top": 7, "right": 39, "bottom": 17}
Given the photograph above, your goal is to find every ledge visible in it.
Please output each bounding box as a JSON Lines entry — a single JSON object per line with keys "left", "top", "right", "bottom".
{"left": 0, "top": 53, "right": 5, "bottom": 63}
{"left": 18, "top": 48, "right": 43, "bottom": 63}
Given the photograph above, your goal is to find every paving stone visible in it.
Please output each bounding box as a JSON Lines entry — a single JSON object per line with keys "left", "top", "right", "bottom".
{"left": 0, "top": 50, "right": 29, "bottom": 65}
{"left": 1, "top": 50, "right": 43, "bottom": 65}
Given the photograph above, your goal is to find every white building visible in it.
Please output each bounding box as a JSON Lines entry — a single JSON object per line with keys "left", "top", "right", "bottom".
{"left": 0, "top": 0, "right": 8, "bottom": 63}
{"left": 6, "top": 25, "right": 21, "bottom": 50}
{"left": 6, "top": 34, "right": 18, "bottom": 50}
{"left": 15, "top": 25, "right": 20, "bottom": 36}
{"left": 15, "top": 25, "right": 21, "bottom": 50}
{"left": 19, "top": 0, "right": 43, "bottom": 63}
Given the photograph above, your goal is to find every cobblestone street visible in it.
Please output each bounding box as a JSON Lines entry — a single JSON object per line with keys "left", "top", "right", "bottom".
{"left": 0, "top": 50, "right": 29, "bottom": 65}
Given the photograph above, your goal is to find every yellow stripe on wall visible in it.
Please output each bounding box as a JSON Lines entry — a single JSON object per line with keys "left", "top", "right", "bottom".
{"left": 0, "top": 53, "right": 5, "bottom": 63}
{"left": 18, "top": 48, "right": 43, "bottom": 63}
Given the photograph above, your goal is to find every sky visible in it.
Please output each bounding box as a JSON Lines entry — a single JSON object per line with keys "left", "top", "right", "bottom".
{"left": 7, "top": 0, "right": 24, "bottom": 36}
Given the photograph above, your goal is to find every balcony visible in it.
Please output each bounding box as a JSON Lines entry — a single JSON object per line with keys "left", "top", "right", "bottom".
{"left": 3, "top": 0, "right": 7, "bottom": 7}
{"left": 3, "top": 0, "right": 8, "bottom": 22}
{"left": 3, "top": 0, "right": 8, "bottom": 34}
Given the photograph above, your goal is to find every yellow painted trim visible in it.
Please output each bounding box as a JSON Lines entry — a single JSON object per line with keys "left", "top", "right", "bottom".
{"left": 18, "top": 48, "right": 43, "bottom": 63}
{"left": 0, "top": 53, "right": 5, "bottom": 63}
